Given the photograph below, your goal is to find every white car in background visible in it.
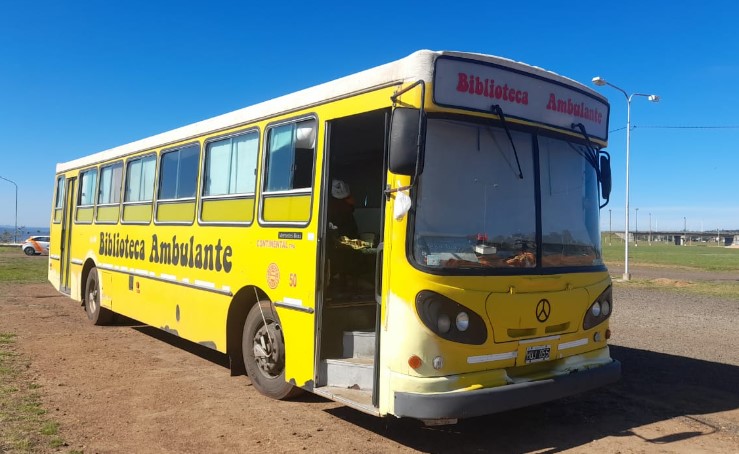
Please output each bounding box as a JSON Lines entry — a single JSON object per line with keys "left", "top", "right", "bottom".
{"left": 21, "top": 236, "right": 50, "bottom": 256}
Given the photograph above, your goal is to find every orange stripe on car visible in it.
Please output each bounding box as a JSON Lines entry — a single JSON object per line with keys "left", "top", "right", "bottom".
{"left": 29, "top": 239, "right": 44, "bottom": 253}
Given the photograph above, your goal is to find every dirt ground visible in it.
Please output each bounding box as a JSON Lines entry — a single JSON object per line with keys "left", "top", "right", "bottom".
{"left": 1, "top": 265, "right": 738, "bottom": 453}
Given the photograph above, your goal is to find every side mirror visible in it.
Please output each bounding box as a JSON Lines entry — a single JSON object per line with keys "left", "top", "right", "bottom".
{"left": 599, "top": 153, "right": 612, "bottom": 206}
{"left": 389, "top": 108, "right": 424, "bottom": 176}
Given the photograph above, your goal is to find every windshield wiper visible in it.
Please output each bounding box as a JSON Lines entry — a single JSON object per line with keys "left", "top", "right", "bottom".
{"left": 569, "top": 123, "right": 600, "bottom": 175}
{"left": 491, "top": 105, "right": 524, "bottom": 179}
{"left": 571, "top": 122, "right": 611, "bottom": 208}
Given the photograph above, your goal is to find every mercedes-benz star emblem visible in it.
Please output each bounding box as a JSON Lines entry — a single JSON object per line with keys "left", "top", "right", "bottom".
{"left": 536, "top": 299, "right": 551, "bottom": 323}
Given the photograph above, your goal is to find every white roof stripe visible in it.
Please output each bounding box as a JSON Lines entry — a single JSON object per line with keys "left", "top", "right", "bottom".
{"left": 56, "top": 50, "right": 603, "bottom": 173}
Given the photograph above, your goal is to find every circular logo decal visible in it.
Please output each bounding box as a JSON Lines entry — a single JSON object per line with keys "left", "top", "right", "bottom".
{"left": 536, "top": 299, "right": 551, "bottom": 323}
{"left": 267, "top": 263, "right": 280, "bottom": 289}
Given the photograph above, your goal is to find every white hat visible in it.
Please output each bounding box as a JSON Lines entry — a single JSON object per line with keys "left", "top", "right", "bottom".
{"left": 331, "top": 179, "right": 350, "bottom": 199}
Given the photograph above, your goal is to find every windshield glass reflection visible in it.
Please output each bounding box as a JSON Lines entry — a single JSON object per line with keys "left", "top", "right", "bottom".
{"left": 412, "top": 118, "right": 603, "bottom": 272}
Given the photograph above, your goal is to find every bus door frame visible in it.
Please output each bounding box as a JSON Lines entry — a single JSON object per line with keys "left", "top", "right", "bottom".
{"left": 314, "top": 109, "right": 390, "bottom": 408}
{"left": 59, "top": 176, "right": 76, "bottom": 294}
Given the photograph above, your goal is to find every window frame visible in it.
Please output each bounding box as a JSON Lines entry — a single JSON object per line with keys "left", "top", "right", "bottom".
{"left": 95, "top": 160, "right": 124, "bottom": 225}
{"left": 77, "top": 167, "right": 98, "bottom": 207}
{"left": 199, "top": 128, "right": 260, "bottom": 226}
{"left": 259, "top": 115, "right": 318, "bottom": 227}
{"left": 75, "top": 167, "right": 98, "bottom": 225}
{"left": 52, "top": 175, "right": 65, "bottom": 224}
{"left": 121, "top": 152, "right": 158, "bottom": 225}
{"left": 156, "top": 143, "right": 201, "bottom": 202}
{"left": 153, "top": 142, "right": 201, "bottom": 226}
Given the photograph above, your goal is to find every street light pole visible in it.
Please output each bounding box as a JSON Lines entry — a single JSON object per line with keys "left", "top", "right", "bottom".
{"left": 684, "top": 216, "right": 687, "bottom": 246}
{"left": 649, "top": 212, "right": 652, "bottom": 245}
{"left": 591, "top": 77, "right": 659, "bottom": 280}
{"left": 608, "top": 208, "right": 612, "bottom": 246}
{"left": 635, "top": 208, "right": 639, "bottom": 247}
{"left": 0, "top": 175, "right": 18, "bottom": 244}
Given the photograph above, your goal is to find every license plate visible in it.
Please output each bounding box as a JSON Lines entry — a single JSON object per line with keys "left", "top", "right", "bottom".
{"left": 525, "top": 345, "right": 551, "bottom": 363}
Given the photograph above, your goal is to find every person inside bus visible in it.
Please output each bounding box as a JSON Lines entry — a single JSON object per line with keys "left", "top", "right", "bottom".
{"left": 328, "top": 179, "right": 358, "bottom": 237}
{"left": 327, "top": 179, "right": 359, "bottom": 296}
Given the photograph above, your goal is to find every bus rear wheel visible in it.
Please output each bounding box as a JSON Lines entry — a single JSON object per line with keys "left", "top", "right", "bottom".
{"left": 84, "top": 267, "right": 113, "bottom": 325}
{"left": 242, "top": 301, "right": 301, "bottom": 400}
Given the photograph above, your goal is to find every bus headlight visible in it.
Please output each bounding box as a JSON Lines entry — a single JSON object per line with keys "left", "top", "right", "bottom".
{"left": 591, "top": 301, "right": 602, "bottom": 317}
{"left": 583, "top": 286, "right": 613, "bottom": 330}
{"left": 601, "top": 300, "right": 611, "bottom": 316}
{"left": 415, "top": 291, "right": 487, "bottom": 345}
{"left": 437, "top": 314, "right": 451, "bottom": 333}
{"left": 456, "top": 312, "right": 469, "bottom": 331}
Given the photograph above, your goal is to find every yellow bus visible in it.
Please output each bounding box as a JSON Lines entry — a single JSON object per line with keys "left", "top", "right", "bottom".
{"left": 49, "top": 50, "right": 620, "bottom": 424}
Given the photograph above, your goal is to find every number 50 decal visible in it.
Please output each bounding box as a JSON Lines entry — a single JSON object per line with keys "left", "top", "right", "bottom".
{"left": 289, "top": 273, "right": 298, "bottom": 287}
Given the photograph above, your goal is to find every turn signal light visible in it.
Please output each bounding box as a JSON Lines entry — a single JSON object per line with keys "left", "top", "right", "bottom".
{"left": 408, "top": 355, "right": 422, "bottom": 369}
{"left": 605, "top": 329, "right": 612, "bottom": 340}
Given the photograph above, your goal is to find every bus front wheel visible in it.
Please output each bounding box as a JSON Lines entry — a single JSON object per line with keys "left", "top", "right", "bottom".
{"left": 84, "top": 267, "right": 113, "bottom": 326}
{"left": 242, "top": 301, "right": 301, "bottom": 400}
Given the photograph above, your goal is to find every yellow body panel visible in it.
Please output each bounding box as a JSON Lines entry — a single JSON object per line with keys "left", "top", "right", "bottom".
{"left": 75, "top": 206, "right": 93, "bottom": 223}
{"left": 96, "top": 205, "right": 119, "bottom": 223}
{"left": 261, "top": 195, "right": 311, "bottom": 223}
{"left": 156, "top": 201, "right": 196, "bottom": 223}
{"left": 122, "top": 203, "right": 152, "bottom": 223}
{"left": 201, "top": 198, "right": 255, "bottom": 223}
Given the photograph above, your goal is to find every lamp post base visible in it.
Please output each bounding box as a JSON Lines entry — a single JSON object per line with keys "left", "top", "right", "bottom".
{"left": 622, "top": 272, "right": 631, "bottom": 281}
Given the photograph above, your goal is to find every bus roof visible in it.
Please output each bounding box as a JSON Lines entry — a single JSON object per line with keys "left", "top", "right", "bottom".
{"left": 56, "top": 50, "right": 604, "bottom": 173}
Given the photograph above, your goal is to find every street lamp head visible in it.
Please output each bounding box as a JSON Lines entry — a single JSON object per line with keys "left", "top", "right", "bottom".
{"left": 648, "top": 95, "right": 660, "bottom": 102}
{"left": 592, "top": 76, "right": 607, "bottom": 86}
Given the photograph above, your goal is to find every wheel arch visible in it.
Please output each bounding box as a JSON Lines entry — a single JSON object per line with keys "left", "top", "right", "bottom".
{"left": 226, "top": 285, "right": 270, "bottom": 376}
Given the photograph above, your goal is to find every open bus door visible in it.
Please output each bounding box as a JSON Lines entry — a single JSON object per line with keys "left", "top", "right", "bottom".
{"left": 59, "top": 177, "right": 76, "bottom": 294}
{"left": 314, "top": 108, "right": 389, "bottom": 415}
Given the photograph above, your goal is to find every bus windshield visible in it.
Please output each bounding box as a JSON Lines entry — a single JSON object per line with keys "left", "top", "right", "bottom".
{"left": 412, "top": 118, "right": 603, "bottom": 271}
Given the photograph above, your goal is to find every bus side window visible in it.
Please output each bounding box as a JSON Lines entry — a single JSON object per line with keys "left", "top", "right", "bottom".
{"left": 53, "top": 175, "right": 65, "bottom": 223}
{"left": 122, "top": 154, "right": 156, "bottom": 224}
{"left": 75, "top": 167, "right": 97, "bottom": 224}
{"left": 96, "top": 162, "right": 123, "bottom": 224}
{"left": 200, "top": 130, "right": 259, "bottom": 224}
{"left": 261, "top": 118, "right": 316, "bottom": 223}
{"left": 155, "top": 144, "right": 200, "bottom": 224}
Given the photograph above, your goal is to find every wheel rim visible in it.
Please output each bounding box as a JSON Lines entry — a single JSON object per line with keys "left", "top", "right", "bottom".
{"left": 252, "top": 321, "right": 283, "bottom": 378}
{"left": 87, "top": 279, "right": 98, "bottom": 315}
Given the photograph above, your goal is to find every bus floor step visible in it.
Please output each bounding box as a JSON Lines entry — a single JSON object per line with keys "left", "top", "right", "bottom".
{"left": 342, "top": 330, "right": 375, "bottom": 358}
{"left": 313, "top": 385, "right": 377, "bottom": 416}
{"left": 321, "top": 357, "right": 374, "bottom": 391}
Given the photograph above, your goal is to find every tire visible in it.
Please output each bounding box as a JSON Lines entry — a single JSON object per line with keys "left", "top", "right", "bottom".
{"left": 242, "top": 301, "right": 302, "bottom": 400}
{"left": 23, "top": 247, "right": 35, "bottom": 256}
{"left": 84, "top": 267, "right": 113, "bottom": 325}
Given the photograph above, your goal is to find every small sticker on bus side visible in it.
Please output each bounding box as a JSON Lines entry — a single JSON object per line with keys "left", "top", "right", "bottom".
{"left": 278, "top": 232, "right": 303, "bottom": 240}
{"left": 267, "top": 263, "right": 280, "bottom": 289}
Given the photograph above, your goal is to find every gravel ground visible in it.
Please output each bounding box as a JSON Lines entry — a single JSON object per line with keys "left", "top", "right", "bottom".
{"left": 1, "top": 265, "right": 738, "bottom": 453}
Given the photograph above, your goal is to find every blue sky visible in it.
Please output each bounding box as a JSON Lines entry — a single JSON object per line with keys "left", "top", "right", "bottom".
{"left": 1, "top": 0, "right": 737, "bottom": 232}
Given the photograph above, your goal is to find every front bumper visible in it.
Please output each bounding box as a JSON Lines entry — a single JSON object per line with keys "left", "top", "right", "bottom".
{"left": 393, "top": 359, "right": 621, "bottom": 420}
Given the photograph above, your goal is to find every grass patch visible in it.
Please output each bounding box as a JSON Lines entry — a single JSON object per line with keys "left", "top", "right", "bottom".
{"left": 615, "top": 278, "right": 739, "bottom": 300}
{"left": 0, "top": 248, "right": 48, "bottom": 283}
{"left": 40, "top": 421, "right": 59, "bottom": 436}
{"left": 0, "top": 331, "right": 68, "bottom": 452}
{"left": 602, "top": 241, "right": 739, "bottom": 272}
